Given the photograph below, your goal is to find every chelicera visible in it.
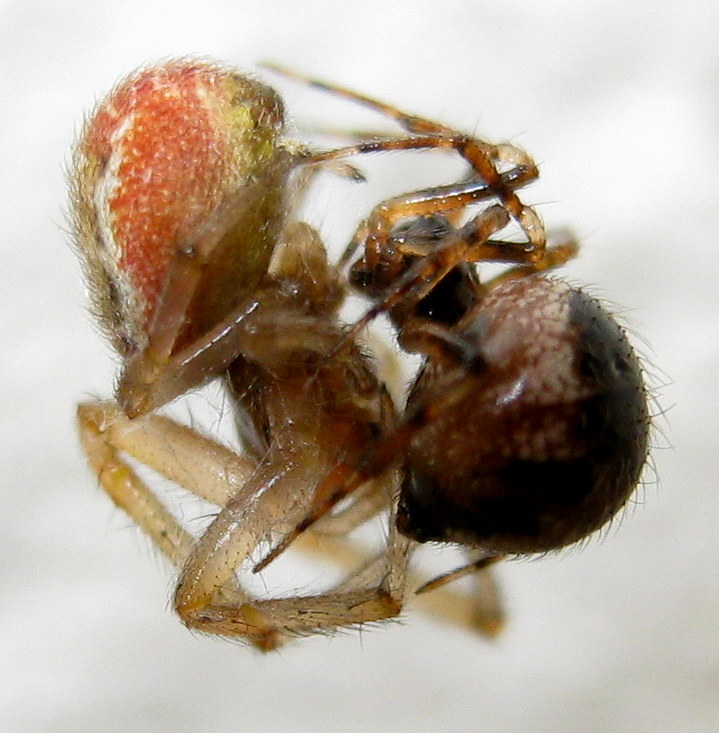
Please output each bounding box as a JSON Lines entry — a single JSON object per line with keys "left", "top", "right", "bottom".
{"left": 71, "top": 59, "right": 649, "bottom": 649}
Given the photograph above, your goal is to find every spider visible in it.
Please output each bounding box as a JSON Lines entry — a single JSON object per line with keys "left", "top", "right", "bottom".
{"left": 71, "top": 59, "right": 649, "bottom": 650}
{"left": 252, "top": 67, "right": 650, "bottom": 587}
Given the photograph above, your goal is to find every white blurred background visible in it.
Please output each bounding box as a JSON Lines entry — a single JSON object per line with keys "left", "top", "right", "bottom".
{"left": 1, "top": 1, "right": 717, "bottom": 731}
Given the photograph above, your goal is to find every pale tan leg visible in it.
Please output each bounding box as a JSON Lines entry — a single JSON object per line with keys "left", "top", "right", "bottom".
{"left": 295, "top": 532, "right": 504, "bottom": 638}
{"left": 172, "top": 455, "right": 407, "bottom": 642}
{"left": 78, "top": 401, "right": 408, "bottom": 649}
{"left": 311, "top": 478, "right": 391, "bottom": 536}
{"left": 412, "top": 565, "right": 505, "bottom": 638}
{"left": 79, "top": 402, "right": 198, "bottom": 565}
{"left": 79, "top": 401, "right": 256, "bottom": 507}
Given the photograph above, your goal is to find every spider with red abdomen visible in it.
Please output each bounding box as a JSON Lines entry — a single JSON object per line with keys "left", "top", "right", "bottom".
{"left": 70, "top": 58, "right": 650, "bottom": 650}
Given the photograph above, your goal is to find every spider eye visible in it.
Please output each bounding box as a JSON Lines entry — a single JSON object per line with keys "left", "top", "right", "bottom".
{"left": 398, "top": 276, "right": 650, "bottom": 553}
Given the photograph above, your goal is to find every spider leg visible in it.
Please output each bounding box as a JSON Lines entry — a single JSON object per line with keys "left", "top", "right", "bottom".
{"left": 78, "top": 400, "right": 270, "bottom": 649}
{"left": 78, "top": 401, "right": 202, "bottom": 566}
{"left": 413, "top": 556, "right": 506, "bottom": 638}
{"left": 415, "top": 552, "right": 503, "bottom": 595}
{"left": 338, "top": 161, "right": 537, "bottom": 269}
{"left": 303, "top": 134, "right": 542, "bottom": 248}
{"left": 337, "top": 203, "right": 513, "bottom": 350}
{"left": 173, "top": 458, "right": 407, "bottom": 642}
{"left": 264, "top": 63, "right": 532, "bottom": 159}
{"left": 293, "top": 532, "right": 504, "bottom": 637}
{"left": 261, "top": 62, "right": 457, "bottom": 135}
{"left": 78, "top": 400, "right": 409, "bottom": 649}
{"left": 483, "top": 229, "right": 580, "bottom": 289}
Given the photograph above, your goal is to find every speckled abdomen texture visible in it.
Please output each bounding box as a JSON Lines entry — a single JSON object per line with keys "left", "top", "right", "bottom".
{"left": 398, "top": 276, "right": 649, "bottom": 553}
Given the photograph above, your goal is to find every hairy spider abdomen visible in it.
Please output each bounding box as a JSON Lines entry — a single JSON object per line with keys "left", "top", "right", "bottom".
{"left": 397, "top": 276, "right": 649, "bottom": 553}
{"left": 71, "top": 59, "right": 289, "bottom": 355}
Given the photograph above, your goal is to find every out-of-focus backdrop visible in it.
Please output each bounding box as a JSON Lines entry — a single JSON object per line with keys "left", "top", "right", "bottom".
{"left": 2, "top": 1, "right": 717, "bottom": 731}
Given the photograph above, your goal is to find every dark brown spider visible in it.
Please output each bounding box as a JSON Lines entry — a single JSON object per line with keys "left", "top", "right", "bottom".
{"left": 257, "top": 67, "right": 650, "bottom": 590}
